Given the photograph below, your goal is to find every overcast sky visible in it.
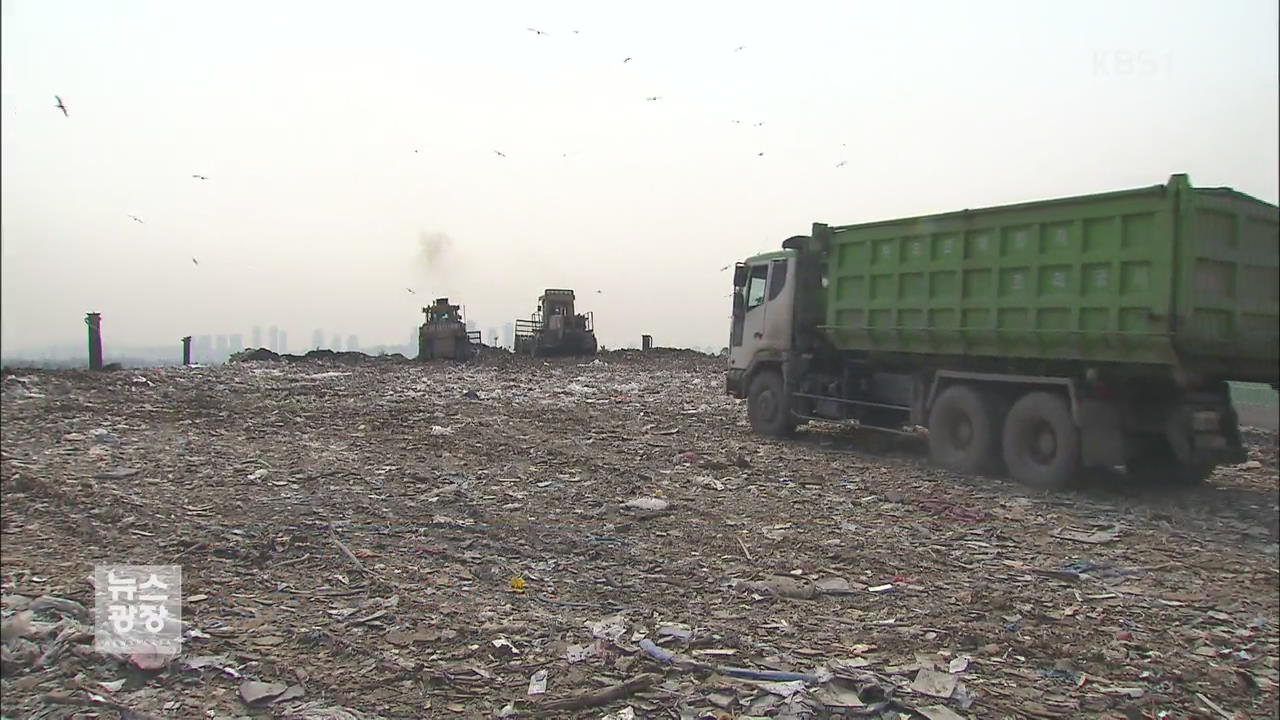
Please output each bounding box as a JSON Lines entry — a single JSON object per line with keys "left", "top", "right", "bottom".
{"left": 2, "top": 0, "right": 1277, "bottom": 354}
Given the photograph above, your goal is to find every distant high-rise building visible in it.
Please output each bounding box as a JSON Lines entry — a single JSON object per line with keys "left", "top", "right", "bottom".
{"left": 502, "top": 322, "right": 514, "bottom": 349}
{"left": 215, "top": 335, "right": 228, "bottom": 361}
{"left": 229, "top": 333, "right": 244, "bottom": 353}
{"left": 251, "top": 326, "right": 262, "bottom": 349}
{"left": 331, "top": 334, "right": 343, "bottom": 351}
{"left": 312, "top": 329, "right": 324, "bottom": 350}
{"left": 487, "top": 327, "right": 498, "bottom": 346}
{"left": 268, "top": 326, "right": 279, "bottom": 351}
{"left": 196, "top": 335, "right": 213, "bottom": 363}
{"left": 278, "top": 331, "right": 288, "bottom": 354}
{"left": 347, "top": 335, "right": 358, "bottom": 352}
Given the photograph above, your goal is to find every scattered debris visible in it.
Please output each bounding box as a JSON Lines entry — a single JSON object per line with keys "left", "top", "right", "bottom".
{"left": 622, "top": 496, "right": 669, "bottom": 512}
{"left": 912, "top": 668, "right": 959, "bottom": 699}
{"left": 527, "top": 669, "right": 548, "bottom": 696}
{"left": 239, "top": 680, "right": 289, "bottom": 706}
{"left": 539, "top": 673, "right": 658, "bottom": 712}
{"left": 1052, "top": 523, "right": 1122, "bottom": 545}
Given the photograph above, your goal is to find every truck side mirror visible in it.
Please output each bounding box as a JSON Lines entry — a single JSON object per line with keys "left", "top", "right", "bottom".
{"left": 733, "top": 264, "right": 748, "bottom": 288}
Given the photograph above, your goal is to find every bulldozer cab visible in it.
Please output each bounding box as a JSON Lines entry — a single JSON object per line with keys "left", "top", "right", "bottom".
{"left": 419, "top": 297, "right": 479, "bottom": 361}
{"left": 515, "top": 288, "right": 597, "bottom": 356}
{"left": 424, "top": 298, "right": 462, "bottom": 325}
{"left": 538, "top": 290, "right": 576, "bottom": 326}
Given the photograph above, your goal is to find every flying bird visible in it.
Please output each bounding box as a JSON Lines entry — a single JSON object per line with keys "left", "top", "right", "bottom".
{"left": 54, "top": 96, "right": 68, "bottom": 117}
{"left": 406, "top": 288, "right": 416, "bottom": 295}
{"left": 719, "top": 265, "right": 731, "bottom": 271}
{"left": 623, "top": 57, "right": 632, "bottom": 63}
{"left": 494, "top": 150, "right": 507, "bottom": 158}
{"left": 191, "top": 174, "right": 208, "bottom": 180}
{"left": 645, "top": 96, "right": 662, "bottom": 102}
{"left": 836, "top": 161, "right": 848, "bottom": 168}
{"left": 128, "top": 215, "right": 144, "bottom": 224}
{"left": 191, "top": 257, "right": 199, "bottom": 266}
{"left": 731, "top": 119, "right": 741, "bottom": 124}
{"left": 756, "top": 152, "right": 764, "bottom": 157}
{"left": 527, "top": 27, "right": 548, "bottom": 36}
{"left": 734, "top": 45, "right": 746, "bottom": 52}
{"left": 752, "top": 122, "right": 765, "bottom": 127}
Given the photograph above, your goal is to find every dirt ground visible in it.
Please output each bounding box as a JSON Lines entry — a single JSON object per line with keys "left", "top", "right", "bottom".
{"left": 2, "top": 352, "right": 1277, "bottom": 720}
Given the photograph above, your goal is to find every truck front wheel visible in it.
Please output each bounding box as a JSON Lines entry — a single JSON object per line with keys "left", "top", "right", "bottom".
{"left": 928, "top": 384, "right": 999, "bottom": 475}
{"left": 1002, "top": 391, "right": 1080, "bottom": 491}
{"left": 748, "top": 369, "right": 795, "bottom": 437}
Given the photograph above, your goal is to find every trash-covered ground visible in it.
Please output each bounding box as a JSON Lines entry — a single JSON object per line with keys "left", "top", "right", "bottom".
{"left": 2, "top": 351, "right": 1277, "bottom": 719}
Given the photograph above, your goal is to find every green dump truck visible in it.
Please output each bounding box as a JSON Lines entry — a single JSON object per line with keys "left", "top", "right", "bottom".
{"left": 726, "top": 174, "right": 1279, "bottom": 489}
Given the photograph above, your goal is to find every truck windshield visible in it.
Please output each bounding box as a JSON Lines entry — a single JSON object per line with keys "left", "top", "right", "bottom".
{"left": 745, "top": 264, "right": 769, "bottom": 309}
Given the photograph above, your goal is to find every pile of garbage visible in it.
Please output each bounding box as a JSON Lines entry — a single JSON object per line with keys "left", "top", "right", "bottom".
{"left": 1, "top": 358, "right": 1276, "bottom": 718}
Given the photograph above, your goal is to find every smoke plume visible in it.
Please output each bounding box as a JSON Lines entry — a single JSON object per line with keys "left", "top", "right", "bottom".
{"left": 416, "top": 231, "right": 455, "bottom": 275}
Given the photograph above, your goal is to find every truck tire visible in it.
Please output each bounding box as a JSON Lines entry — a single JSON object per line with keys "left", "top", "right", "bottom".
{"left": 1002, "top": 391, "right": 1080, "bottom": 490}
{"left": 928, "top": 384, "right": 999, "bottom": 475}
{"left": 748, "top": 369, "right": 795, "bottom": 437}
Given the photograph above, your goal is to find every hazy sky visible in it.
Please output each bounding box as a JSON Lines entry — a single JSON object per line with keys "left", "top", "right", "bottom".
{"left": 2, "top": 0, "right": 1277, "bottom": 353}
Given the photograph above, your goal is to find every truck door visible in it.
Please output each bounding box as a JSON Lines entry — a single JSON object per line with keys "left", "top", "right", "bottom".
{"left": 729, "top": 263, "right": 770, "bottom": 372}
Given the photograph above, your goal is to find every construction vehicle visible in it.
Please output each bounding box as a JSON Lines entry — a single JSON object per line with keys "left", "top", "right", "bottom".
{"left": 514, "top": 289, "right": 598, "bottom": 356}
{"left": 726, "top": 174, "right": 1279, "bottom": 490}
{"left": 418, "top": 298, "right": 481, "bottom": 361}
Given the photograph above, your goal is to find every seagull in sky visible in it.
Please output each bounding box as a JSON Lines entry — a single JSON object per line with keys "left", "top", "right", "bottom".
{"left": 192, "top": 174, "right": 208, "bottom": 180}
{"left": 128, "top": 215, "right": 144, "bottom": 224}
{"left": 623, "top": 57, "right": 632, "bottom": 63}
{"left": 645, "top": 96, "right": 662, "bottom": 102}
{"left": 191, "top": 257, "right": 199, "bottom": 266}
{"left": 734, "top": 45, "right": 746, "bottom": 52}
{"left": 494, "top": 150, "right": 507, "bottom": 158}
{"left": 54, "top": 96, "right": 68, "bottom": 117}
{"left": 406, "top": 288, "right": 416, "bottom": 295}
{"left": 527, "top": 27, "right": 549, "bottom": 36}
{"left": 836, "top": 161, "right": 848, "bottom": 168}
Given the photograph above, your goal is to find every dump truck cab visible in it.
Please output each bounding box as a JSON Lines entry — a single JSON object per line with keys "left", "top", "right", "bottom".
{"left": 515, "top": 289, "right": 598, "bottom": 356}
{"left": 727, "top": 250, "right": 798, "bottom": 398}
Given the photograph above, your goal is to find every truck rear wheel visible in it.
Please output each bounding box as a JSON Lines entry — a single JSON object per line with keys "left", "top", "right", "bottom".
{"left": 928, "top": 384, "right": 999, "bottom": 475}
{"left": 1002, "top": 391, "right": 1079, "bottom": 490}
{"left": 748, "top": 369, "right": 795, "bottom": 437}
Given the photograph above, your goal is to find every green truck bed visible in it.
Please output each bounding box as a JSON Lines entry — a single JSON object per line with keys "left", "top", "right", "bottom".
{"left": 822, "top": 174, "right": 1279, "bottom": 382}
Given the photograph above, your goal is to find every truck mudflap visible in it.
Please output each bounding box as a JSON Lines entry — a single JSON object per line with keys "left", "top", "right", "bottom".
{"left": 1166, "top": 396, "right": 1246, "bottom": 466}
{"left": 726, "top": 369, "right": 746, "bottom": 398}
